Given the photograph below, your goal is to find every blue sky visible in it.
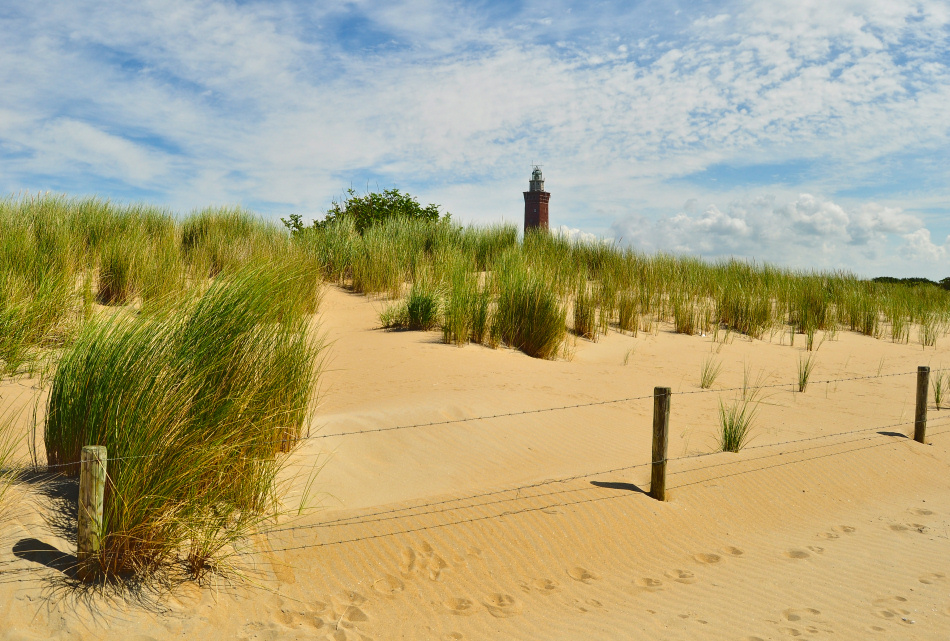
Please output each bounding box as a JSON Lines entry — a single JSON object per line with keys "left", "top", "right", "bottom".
{"left": 1, "top": 0, "right": 948, "bottom": 277}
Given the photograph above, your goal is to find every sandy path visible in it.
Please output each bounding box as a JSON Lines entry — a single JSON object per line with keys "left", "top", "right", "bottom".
{"left": 1, "top": 285, "right": 949, "bottom": 641}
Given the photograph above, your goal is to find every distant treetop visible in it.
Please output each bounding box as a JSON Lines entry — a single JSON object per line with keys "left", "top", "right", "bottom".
{"left": 282, "top": 188, "right": 448, "bottom": 236}
{"left": 872, "top": 276, "right": 950, "bottom": 291}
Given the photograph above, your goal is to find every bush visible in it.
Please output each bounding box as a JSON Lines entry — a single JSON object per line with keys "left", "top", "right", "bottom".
{"left": 292, "top": 188, "right": 448, "bottom": 235}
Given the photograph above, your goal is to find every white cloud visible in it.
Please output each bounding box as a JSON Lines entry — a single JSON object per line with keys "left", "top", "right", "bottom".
{"left": 0, "top": 0, "right": 947, "bottom": 277}
{"left": 901, "top": 229, "right": 950, "bottom": 263}
{"left": 610, "top": 193, "right": 946, "bottom": 277}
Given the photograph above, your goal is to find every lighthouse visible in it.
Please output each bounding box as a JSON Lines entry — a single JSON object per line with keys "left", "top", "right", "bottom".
{"left": 523, "top": 165, "right": 550, "bottom": 233}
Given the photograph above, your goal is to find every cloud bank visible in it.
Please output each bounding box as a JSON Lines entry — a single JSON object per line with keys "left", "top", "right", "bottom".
{"left": 0, "top": 0, "right": 947, "bottom": 276}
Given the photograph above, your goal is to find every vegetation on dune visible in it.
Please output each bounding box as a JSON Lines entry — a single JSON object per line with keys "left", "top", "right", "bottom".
{"left": 44, "top": 261, "right": 323, "bottom": 577}
{"left": 0, "top": 189, "right": 949, "bottom": 580}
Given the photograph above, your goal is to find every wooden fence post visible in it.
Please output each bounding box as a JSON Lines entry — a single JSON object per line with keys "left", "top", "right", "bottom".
{"left": 650, "top": 387, "right": 671, "bottom": 501}
{"left": 77, "top": 445, "right": 107, "bottom": 582}
{"left": 915, "top": 366, "right": 930, "bottom": 444}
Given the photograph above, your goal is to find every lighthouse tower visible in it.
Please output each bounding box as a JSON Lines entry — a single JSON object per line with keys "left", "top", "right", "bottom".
{"left": 523, "top": 165, "right": 550, "bottom": 233}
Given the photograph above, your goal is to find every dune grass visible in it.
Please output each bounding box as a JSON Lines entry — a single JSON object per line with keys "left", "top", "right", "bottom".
{"left": 717, "top": 392, "right": 759, "bottom": 453}
{"left": 934, "top": 370, "right": 948, "bottom": 410}
{"left": 700, "top": 356, "right": 722, "bottom": 389}
{"left": 798, "top": 353, "right": 818, "bottom": 392}
{"left": 44, "top": 261, "right": 323, "bottom": 578}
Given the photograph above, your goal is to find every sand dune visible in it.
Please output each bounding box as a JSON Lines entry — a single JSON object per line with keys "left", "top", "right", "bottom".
{"left": 2, "top": 285, "right": 949, "bottom": 640}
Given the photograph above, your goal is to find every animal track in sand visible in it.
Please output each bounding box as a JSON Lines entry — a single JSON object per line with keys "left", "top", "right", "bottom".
{"left": 694, "top": 552, "right": 721, "bottom": 564}
{"left": 443, "top": 597, "right": 478, "bottom": 616}
{"left": 482, "top": 593, "right": 523, "bottom": 618}
{"left": 721, "top": 546, "right": 744, "bottom": 556}
{"left": 371, "top": 574, "right": 404, "bottom": 597}
{"left": 400, "top": 543, "right": 450, "bottom": 580}
{"left": 832, "top": 525, "right": 856, "bottom": 534}
{"left": 867, "top": 624, "right": 887, "bottom": 633}
{"left": 664, "top": 569, "right": 697, "bottom": 584}
{"left": 567, "top": 566, "right": 599, "bottom": 583}
{"left": 817, "top": 531, "right": 839, "bottom": 540}
{"left": 634, "top": 577, "right": 664, "bottom": 591}
{"left": 531, "top": 578, "right": 560, "bottom": 594}
{"left": 806, "top": 546, "right": 824, "bottom": 554}
{"left": 910, "top": 507, "right": 934, "bottom": 516}
{"left": 872, "top": 596, "right": 913, "bottom": 624}
{"left": 918, "top": 572, "right": 945, "bottom": 585}
{"left": 782, "top": 608, "right": 821, "bottom": 622}
{"left": 784, "top": 549, "right": 810, "bottom": 559}
{"left": 778, "top": 627, "right": 802, "bottom": 636}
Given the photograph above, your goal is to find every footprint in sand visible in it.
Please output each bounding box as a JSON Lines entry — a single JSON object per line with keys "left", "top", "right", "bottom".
{"left": 817, "top": 531, "right": 839, "bottom": 540}
{"left": 694, "top": 553, "right": 721, "bottom": 564}
{"left": 779, "top": 627, "right": 803, "bottom": 636}
{"left": 400, "top": 548, "right": 418, "bottom": 577}
{"left": 443, "top": 597, "right": 478, "bottom": 616}
{"left": 872, "top": 596, "right": 913, "bottom": 624}
{"left": 867, "top": 624, "right": 887, "bottom": 633}
{"left": 482, "top": 593, "right": 523, "bottom": 618}
{"left": 784, "top": 549, "right": 810, "bottom": 560}
{"left": 721, "top": 546, "right": 744, "bottom": 557}
{"left": 806, "top": 546, "right": 824, "bottom": 554}
{"left": 443, "top": 634, "right": 464, "bottom": 641}
{"left": 743, "top": 637, "right": 767, "bottom": 641}
{"left": 782, "top": 608, "right": 821, "bottom": 622}
{"left": 372, "top": 575, "right": 405, "bottom": 597}
{"left": 634, "top": 577, "right": 664, "bottom": 591}
{"left": 919, "top": 572, "right": 946, "bottom": 585}
{"left": 567, "top": 566, "right": 599, "bottom": 583}
{"left": 664, "top": 569, "right": 697, "bottom": 584}
{"left": 428, "top": 554, "right": 448, "bottom": 581}
{"left": 910, "top": 507, "right": 934, "bottom": 516}
{"left": 833, "top": 525, "right": 856, "bottom": 534}
{"left": 531, "top": 578, "right": 561, "bottom": 594}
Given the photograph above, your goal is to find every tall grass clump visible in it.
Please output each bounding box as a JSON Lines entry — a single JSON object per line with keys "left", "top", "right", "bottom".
{"left": 442, "top": 257, "right": 478, "bottom": 345}
{"left": 717, "top": 392, "right": 758, "bottom": 453}
{"left": 797, "top": 353, "right": 817, "bottom": 392}
{"left": 181, "top": 207, "right": 286, "bottom": 278}
{"left": 492, "top": 256, "right": 565, "bottom": 359}
{"left": 44, "top": 261, "right": 323, "bottom": 577}
{"left": 572, "top": 284, "right": 597, "bottom": 340}
{"left": 96, "top": 237, "right": 138, "bottom": 305}
{"left": 933, "top": 370, "right": 948, "bottom": 409}
{"left": 617, "top": 291, "right": 638, "bottom": 335}
{"left": 700, "top": 356, "right": 722, "bottom": 389}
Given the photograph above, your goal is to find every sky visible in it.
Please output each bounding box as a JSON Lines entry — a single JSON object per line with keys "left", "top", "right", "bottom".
{"left": 1, "top": 0, "right": 948, "bottom": 278}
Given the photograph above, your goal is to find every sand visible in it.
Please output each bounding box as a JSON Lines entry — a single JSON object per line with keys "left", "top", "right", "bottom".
{"left": 1, "top": 284, "right": 949, "bottom": 640}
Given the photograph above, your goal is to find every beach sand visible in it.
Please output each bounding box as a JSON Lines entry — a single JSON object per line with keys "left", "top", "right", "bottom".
{"left": 1, "top": 284, "right": 949, "bottom": 640}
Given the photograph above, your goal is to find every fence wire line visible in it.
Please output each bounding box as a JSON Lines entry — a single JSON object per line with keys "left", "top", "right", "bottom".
{"left": 14, "top": 368, "right": 929, "bottom": 472}
{"left": 261, "top": 415, "right": 948, "bottom": 538}
{"left": 265, "top": 425, "right": 950, "bottom": 553}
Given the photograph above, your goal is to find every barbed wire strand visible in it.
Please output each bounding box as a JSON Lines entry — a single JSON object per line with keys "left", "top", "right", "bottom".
{"left": 13, "top": 368, "right": 928, "bottom": 473}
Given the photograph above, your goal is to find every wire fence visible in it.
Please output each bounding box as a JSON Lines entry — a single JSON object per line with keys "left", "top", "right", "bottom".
{"left": 9, "top": 367, "right": 933, "bottom": 472}
{"left": 5, "top": 365, "right": 950, "bottom": 565}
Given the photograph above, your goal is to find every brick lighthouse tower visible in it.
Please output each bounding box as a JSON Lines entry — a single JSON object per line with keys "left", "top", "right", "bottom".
{"left": 523, "top": 165, "right": 550, "bottom": 232}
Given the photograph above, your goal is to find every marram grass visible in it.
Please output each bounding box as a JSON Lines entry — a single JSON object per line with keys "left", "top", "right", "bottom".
{"left": 44, "top": 261, "right": 323, "bottom": 578}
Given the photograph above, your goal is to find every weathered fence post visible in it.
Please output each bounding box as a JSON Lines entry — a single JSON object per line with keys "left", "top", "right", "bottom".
{"left": 77, "top": 445, "right": 107, "bottom": 582}
{"left": 650, "top": 387, "right": 671, "bottom": 501}
{"left": 915, "top": 366, "right": 930, "bottom": 444}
